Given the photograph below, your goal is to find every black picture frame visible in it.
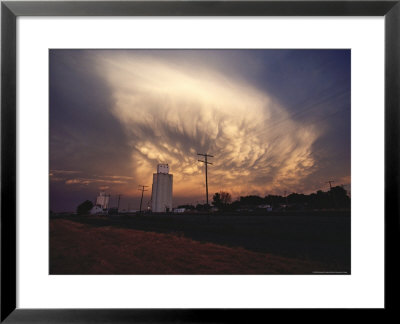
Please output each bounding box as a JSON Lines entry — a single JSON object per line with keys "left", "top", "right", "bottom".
{"left": 1, "top": 0, "right": 399, "bottom": 322}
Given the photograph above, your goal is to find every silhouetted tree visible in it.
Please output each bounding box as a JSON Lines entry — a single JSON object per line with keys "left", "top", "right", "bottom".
{"left": 329, "top": 186, "right": 350, "bottom": 209}
{"left": 213, "top": 191, "right": 232, "bottom": 211}
{"left": 212, "top": 192, "right": 222, "bottom": 209}
{"left": 239, "top": 195, "right": 264, "bottom": 206}
{"left": 220, "top": 191, "right": 232, "bottom": 206}
{"left": 76, "top": 200, "right": 93, "bottom": 215}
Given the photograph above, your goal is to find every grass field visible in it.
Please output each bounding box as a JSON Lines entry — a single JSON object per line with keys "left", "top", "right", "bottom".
{"left": 50, "top": 212, "right": 350, "bottom": 274}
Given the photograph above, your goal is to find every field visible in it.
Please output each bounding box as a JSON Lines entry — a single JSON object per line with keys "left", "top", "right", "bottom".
{"left": 50, "top": 211, "right": 350, "bottom": 275}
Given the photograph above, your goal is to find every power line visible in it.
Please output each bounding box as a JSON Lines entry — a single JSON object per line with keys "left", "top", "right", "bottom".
{"left": 242, "top": 87, "right": 350, "bottom": 140}
{"left": 197, "top": 153, "right": 213, "bottom": 207}
{"left": 138, "top": 185, "right": 149, "bottom": 213}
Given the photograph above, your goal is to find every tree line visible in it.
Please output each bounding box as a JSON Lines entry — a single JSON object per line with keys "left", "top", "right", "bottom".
{"left": 74, "top": 185, "right": 350, "bottom": 214}
{"left": 178, "top": 186, "right": 350, "bottom": 211}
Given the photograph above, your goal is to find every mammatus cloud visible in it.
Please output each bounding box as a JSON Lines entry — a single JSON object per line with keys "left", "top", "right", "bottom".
{"left": 95, "top": 53, "right": 321, "bottom": 198}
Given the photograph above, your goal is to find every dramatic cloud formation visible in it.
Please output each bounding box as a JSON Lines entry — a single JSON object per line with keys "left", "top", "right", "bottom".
{"left": 96, "top": 52, "right": 319, "bottom": 199}
{"left": 50, "top": 50, "right": 350, "bottom": 211}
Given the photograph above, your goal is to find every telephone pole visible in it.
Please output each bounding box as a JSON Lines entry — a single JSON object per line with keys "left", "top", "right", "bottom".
{"left": 326, "top": 180, "right": 335, "bottom": 190}
{"left": 197, "top": 153, "right": 213, "bottom": 208}
{"left": 138, "top": 185, "right": 149, "bottom": 213}
{"left": 117, "top": 194, "right": 122, "bottom": 210}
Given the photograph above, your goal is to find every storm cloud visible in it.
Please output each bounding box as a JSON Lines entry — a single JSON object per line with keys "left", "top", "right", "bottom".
{"left": 50, "top": 50, "right": 350, "bottom": 211}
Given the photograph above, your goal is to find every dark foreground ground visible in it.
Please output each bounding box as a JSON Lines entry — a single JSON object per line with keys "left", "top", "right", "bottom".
{"left": 50, "top": 211, "right": 350, "bottom": 274}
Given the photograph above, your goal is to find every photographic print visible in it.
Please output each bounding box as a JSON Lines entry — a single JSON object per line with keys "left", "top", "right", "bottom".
{"left": 49, "top": 49, "right": 350, "bottom": 275}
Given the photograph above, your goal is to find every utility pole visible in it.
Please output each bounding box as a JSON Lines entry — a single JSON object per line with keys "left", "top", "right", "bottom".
{"left": 326, "top": 180, "right": 335, "bottom": 190}
{"left": 197, "top": 153, "right": 213, "bottom": 208}
{"left": 138, "top": 185, "right": 149, "bottom": 213}
{"left": 117, "top": 194, "right": 122, "bottom": 210}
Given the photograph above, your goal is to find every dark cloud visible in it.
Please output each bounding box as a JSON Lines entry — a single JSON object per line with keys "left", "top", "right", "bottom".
{"left": 50, "top": 50, "right": 132, "bottom": 175}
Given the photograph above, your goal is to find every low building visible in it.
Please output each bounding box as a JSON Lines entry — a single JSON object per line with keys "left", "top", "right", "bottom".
{"left": 174, "top": 208, "right": 185, "bottom": 213}
{"left": 90, "top": 205, "right": 105, "bottom": 215}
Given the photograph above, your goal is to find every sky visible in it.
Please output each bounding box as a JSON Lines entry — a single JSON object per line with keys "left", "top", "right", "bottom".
{"left": 50, "top": 49, "right": 350, "bottom": 212}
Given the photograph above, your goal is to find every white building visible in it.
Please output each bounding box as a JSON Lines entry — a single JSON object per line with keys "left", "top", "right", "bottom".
{"left": 151, "top": 164, "right": 173, "bottom": 212}
{"left": 174, "top": 208, "right": 185, "bottom": 213}
{"left": 96, "top": 192, "right": 110, "bottom": 209}
{"left": 90, "top": 205, "right": 104, "bottom": 215}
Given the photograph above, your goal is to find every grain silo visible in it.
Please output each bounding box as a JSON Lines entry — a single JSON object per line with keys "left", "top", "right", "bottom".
{"left": 95, "top": 191, "right": 110, "bottom": 209}
{"left": 151, "top": 164, "right": 173, "bottom": 212}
